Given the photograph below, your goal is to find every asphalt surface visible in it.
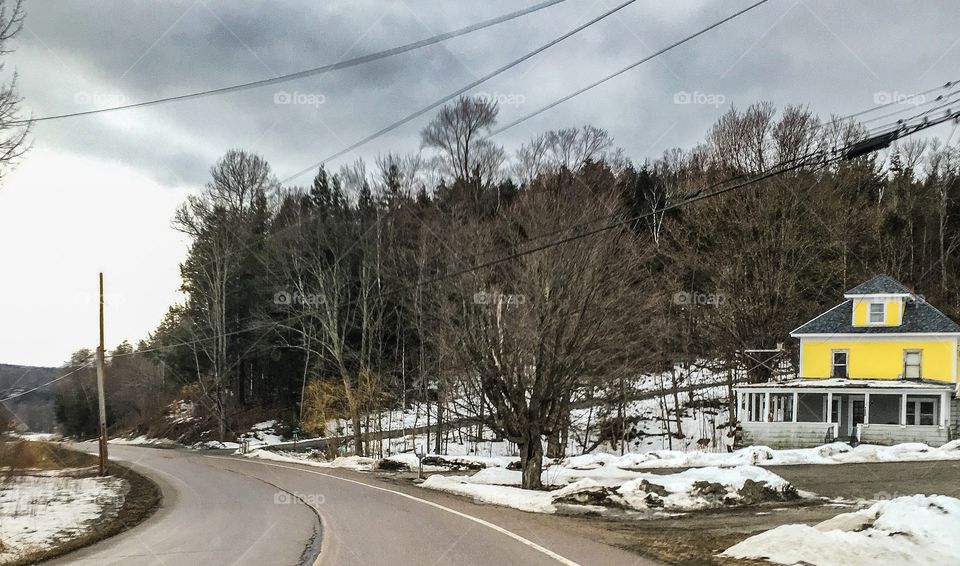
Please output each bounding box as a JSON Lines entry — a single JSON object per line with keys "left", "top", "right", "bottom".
{"left": 56, "top": 445, "right": 655, "bottom": 566}
{"left": 48, "top": 445, "right": 320, "bottom": 566}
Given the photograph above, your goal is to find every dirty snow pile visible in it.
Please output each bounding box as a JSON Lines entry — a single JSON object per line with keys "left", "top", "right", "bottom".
{"left": 0, "top": 474, "right": 126, "bottom": 562}
{"left": 723, "top": 495, "right": 960, "bottom": 566}
{"left": 421, "top": 465, "right": 799, "bottom": 514}
{"left": 563, "top": 439, "right": 960, "bottom": 470}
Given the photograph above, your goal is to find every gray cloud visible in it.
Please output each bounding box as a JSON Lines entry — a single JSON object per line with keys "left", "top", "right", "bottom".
{"left": 10, "top": 0, "right": 960, "bottom": 187}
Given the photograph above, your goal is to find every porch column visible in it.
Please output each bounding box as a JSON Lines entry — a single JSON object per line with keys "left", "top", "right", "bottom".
{"left": 901, "top": 393, "right": 908, "bottom": 426}
{"left": 827, "top": 392, "right": 833, "bottom": 422}
{"left": 941, "top": 392, "right": 949, "bottom": 428}
{"left": 864, "top": 392, "right": 871, "bottom": 426}
{"left": 792, "top": 392, "right": 799, "bottom": 423}
{"left": 764, "top": 392, "right": 771, "bottom": 422}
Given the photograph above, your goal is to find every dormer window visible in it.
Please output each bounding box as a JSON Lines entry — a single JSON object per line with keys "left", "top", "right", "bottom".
{"left": 868, "top": 302, "right": 885, "bottom": 324}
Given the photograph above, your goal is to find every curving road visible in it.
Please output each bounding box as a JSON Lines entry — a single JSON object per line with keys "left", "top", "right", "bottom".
{"left": 57, "top": 445, "right": 655, "bottom": 566}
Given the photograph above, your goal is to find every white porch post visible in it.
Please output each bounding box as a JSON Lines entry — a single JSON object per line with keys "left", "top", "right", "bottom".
{"left": 827, "top": 392, "right": 833, "bottom": 422}
{"left": 764, "top": 392, "right": 771, "bottom": 423}
{"left": 792, "top": 392, "right": 799, "bottom": 423}
{"left": 901, "top": 393, "right": 908, "bottom": 426}
{"left": 864, "top": 393, "right": 871, "bottom": 426}
{"left": 941, "top": 392, "right": 949, "bottom": 428}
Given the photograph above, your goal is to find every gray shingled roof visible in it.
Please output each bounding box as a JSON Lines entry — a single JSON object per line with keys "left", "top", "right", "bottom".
{"left": 792, "top": 298, "right": 960, "bottom": 335}
{"left": 845, "top": 274, "right": 912, "bottom": 295}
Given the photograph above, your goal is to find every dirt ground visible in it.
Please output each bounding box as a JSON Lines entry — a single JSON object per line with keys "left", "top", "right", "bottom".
{"left": 589, "top": 459, "right": 960, "bottom": 565}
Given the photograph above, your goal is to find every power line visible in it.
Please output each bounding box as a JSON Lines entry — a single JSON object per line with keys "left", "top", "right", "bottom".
{"left": 838, "top": 80, "right": 956, "bottom": 124}
{"left": 280, "top": 0, "right": 640, "bottom": 183}
{"left": 489, "top": 0, "right": 773, "bottom": 137}
{"left": 13, "top": 0, "right": 568, "bottom": 125}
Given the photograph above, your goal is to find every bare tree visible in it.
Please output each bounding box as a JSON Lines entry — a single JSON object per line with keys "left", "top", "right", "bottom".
{"left": 436, "top": 171, "right": 646, "bottom": 489}
{"left": 420, "top": 96, "right": 504, "bottom": 186}
{"left": 0, "top": 0, "right": 29, "bottom": 185}
{"left": 512, "top": 126, "right": 614, "bottom": 184}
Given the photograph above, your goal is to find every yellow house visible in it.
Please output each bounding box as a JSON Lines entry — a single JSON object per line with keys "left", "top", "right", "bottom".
{"left": 736, "top": 275, "right": 960, "bottom": 448}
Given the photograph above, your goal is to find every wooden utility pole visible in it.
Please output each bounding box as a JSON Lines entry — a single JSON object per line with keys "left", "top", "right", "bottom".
{"left": 96, "top": 272, "right": 109, "bottom": 476}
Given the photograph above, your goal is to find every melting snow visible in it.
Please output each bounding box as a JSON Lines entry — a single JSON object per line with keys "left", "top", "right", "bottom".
{"left": 723, "top": 495, "right": 960, "bottom": 566}
{"left": 0, "top": 474, "right": 126, "bottom": 562}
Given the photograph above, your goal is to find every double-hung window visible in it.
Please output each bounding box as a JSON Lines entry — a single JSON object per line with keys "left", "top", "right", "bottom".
{"left": 904, "top": 350, "right": 922, "bottom": 380}
{"left": 868, "top": 302, "right": 885, "bottom": 324}
{"left": 831, "top": 350, "right": 848, "bottom": 379}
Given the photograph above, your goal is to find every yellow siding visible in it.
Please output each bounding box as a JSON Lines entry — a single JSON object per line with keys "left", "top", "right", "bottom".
{"left": 801, "top": 338, "right": 957, "bottom": 383}
{"left": 852, "top": 298, "right": 903, "bottom": 327}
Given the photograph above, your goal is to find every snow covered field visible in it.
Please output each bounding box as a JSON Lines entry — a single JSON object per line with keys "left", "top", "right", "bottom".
{"left": 723, "top": 494, "right": 960, "bottom": 566}
{"left": 0, "top": 473, "right": 126, "bottom": 563}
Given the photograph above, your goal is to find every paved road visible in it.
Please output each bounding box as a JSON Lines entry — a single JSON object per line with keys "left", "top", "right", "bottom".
{"left": 58, "top": 445, "right": 654, "bottom": 566}
{"left": 49, "top": 445, "right": 320, "bottom": 566}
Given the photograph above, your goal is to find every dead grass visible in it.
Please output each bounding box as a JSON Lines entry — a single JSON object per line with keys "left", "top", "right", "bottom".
{"left": 0, "top": 440, "right": 97, "bottom": 472}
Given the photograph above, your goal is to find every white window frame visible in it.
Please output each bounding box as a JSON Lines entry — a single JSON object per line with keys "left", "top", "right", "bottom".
{"left": 903, "top": 349, "right": 922, "bottom": 380}
{"left": 868, "top": 301, "right": 886, "bottom": 324}
{"left": 831, "top": 350, "right": 849, "bottom": 379}
{"left": 905, "top": 398, "right": 937, "bottom": 426}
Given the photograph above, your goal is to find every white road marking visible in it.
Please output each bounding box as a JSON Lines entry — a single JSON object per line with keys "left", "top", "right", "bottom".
{"left": 206, "top": 456, "right": 581, "bottom": 566}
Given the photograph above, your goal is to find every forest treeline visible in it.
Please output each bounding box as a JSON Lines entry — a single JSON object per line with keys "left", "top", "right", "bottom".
{"left": 53, "top": 97, "right": 960, "bottom": 488}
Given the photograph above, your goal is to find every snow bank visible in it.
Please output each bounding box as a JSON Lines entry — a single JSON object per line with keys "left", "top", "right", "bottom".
{"left": 109, "top": 435, "right": 180, "bottom": 447}
{"left": 11, "top": 432, "right": 59, "bottom": 442}
{"left": 559, "top": 440, "right": 960, "bottom": 471}
{"left": 421, "top": 475, "right": 557, "bottom": 513}
{"left": 0, "top": 474, "right": 127, "bottom": 562}
{"left": 422, "top": 465, "right": 798, "bottom": 514}
{"left": 723, "top": 495, "right": 960, "bottom": 565}
{"left": 243, "top": 449, "right": 379, "bottom": 471}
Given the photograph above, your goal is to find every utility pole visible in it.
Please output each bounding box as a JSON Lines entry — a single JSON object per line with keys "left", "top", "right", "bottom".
{"left": 96, "top": 272, "right": 109, "bottom": 476}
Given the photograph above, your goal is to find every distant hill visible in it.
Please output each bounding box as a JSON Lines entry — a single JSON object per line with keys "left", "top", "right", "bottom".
{"left": 0, "top": 363, "right": 58, "bottom": 390}
{"left": 1, "top": 363, "right": 60, "bottom": 432}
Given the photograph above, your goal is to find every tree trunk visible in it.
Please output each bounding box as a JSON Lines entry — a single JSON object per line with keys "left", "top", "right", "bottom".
{"left": 671, "top": 368, "right": 684, "bottom": 439}
{"left": 434, "top": 391, "right": 443, "bottom": 454}
{"left": 342, "top": 373, "right": 364, "bottom": 457}
{"left": 519, "top": 430, "right": 544, "bottom": 490}
{"left": 546, "top": 429, "right": 562, "bottom": 459}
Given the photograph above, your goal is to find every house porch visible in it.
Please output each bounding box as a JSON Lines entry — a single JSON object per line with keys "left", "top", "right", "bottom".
{"left": 735, "top": 379, "right": 957, "bottom": 448}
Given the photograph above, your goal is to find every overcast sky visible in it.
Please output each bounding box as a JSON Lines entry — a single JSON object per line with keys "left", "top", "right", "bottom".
{"left": 0, "top": 0, "right": 957, "bottom": 367}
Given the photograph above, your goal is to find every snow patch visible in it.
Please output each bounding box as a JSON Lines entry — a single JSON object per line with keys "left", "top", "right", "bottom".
{"left": 723, "top": 495, "right": 960, "bottom": 566}
{"left": 0, "top": 474, "right": 127, "bottom": 562}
